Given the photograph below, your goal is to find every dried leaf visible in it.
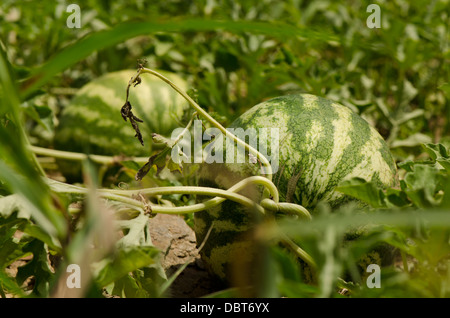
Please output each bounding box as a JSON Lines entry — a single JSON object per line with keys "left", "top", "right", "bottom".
{"left": 135, "top": 160, "right": 152, "bottom": 181}
{"left": 121, "top": 101, "right": 131, "bottom": 121}
{"left": 133, "top": 75, "right": 142, "bottom": 87}
{"left": 121, "top": 101, "right": 144, "bottom": 146}
{"left": 135, "top": 146, "right": 184, "bottom": 180}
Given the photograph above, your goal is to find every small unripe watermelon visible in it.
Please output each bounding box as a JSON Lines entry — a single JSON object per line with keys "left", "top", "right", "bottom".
{"left": 55, "top": 69, "right": 189, "bottom": 157}
{"left": 194, "top": 94, "right": 397, "bottom": 282}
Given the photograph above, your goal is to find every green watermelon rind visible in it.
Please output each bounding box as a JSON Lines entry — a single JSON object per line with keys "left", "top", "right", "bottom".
{"left": 194, "top": 93, "right": 397, "bottom": 281}
{"left": 55, "top": 69, "right": 189, "bottom": 157}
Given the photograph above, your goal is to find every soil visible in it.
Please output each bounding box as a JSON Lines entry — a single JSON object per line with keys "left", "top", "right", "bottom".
{"left": 148, "top": 213, "right": 223, "bottom": 297}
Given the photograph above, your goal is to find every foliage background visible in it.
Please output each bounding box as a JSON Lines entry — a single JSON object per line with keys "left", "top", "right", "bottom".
{"left": 0, "top": 0, "right": 449, "bottom": 298}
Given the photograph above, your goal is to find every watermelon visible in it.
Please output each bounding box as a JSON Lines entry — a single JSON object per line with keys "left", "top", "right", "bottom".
{"left": 54, "top": 69, "right": 189, "bottom": 157}
{"left": 194, "top": 94, "right": 397, "bottom": 282}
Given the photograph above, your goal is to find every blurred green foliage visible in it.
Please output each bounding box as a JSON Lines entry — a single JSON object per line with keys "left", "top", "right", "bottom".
{"left": 2, "top": 0, "right": 449, "bottom": 149}
{"left": 0, "top": 0, "right": 449, "bottom": 298}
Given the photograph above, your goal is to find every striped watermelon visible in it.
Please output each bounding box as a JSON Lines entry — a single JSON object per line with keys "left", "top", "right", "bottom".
{"left": 55, "top": 69, "right": 189, "bottom": 157}
{"left": 194, "top": 94, "right": 397, "bottom": 282}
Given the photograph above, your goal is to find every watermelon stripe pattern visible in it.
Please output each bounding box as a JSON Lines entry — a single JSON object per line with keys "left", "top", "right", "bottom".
{"left": 55, "top": 70, "right": 189, "bottom": 157}
{"left": 195, "top": 94, "right": 397, "bottom": 281}
{"left": 231, "top": 94, "right": 396, "bottom": 207}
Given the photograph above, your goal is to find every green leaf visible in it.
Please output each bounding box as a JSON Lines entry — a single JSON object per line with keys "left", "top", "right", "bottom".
{"left": 0, "top": 46, "right": 67, "bottom": 240}
{"left": 390, "top": 133, "right": 432, "bottom": 148}
{"left": 384, "top": 188, "right": 410, "bottom": 208}
{"left": 0, "top": 162, "right": 66, "bottom": 239}
{"left": 0, "top": 270, "right": 26, "bottom": 298}
{"left": 0, "top": 194, "right": 32, "bottom": 220}
{"left": 21, "top": 103, "right": 53, "bottom": 132}
{"left": 0, "top": 194, "right": 64, "bottom": 253}
{"left": 0, "top": 215, "right": 29, "bottom": 268}
{"left": 395, "top": 109, "right": 425, "bottom": 125}
{"left": 422, "top": 143, "right": 450, "bottom": 160}
{"left": 397, "top": 160, "right": 416, "bottom": 172}
{"left": 415, "top": 228, "right": 450, "bottom": 266}
{"left": 422, "top": 143, "right": 450, "bottom": 172}
{"left": 336, "top": 178, "right": 386, "bottom": 208}
{"left": 136, "top": 146, "right": 184, "bottom": 180}
{"left": 22, "top": 223, "right": 62, "bottom": 253}
{"left": 109, "top": 273, "right": 142, "bottom": 298}
{"left": 403, "top": 165, "right": 442, "bottom": 208}
{"left": 116, "top": 213, "right": 153, "bottom": 247}
{"left": 438, "top": 83, "right": 450, "bottom": 98}
{"left": 151, "top": 148, "right": 172, "bottom": 176}
{"left": 120, "top": 160, "right": 142, "bottom": 172}
{"left": 20, "top": 19, "right": 339, "bottom": 99}
{"left": 95, "top": 246, "right": 161, "bottom": 288}
{"left": 103, "top": 212, "right": 167, "bottom": 297}
{"left": 166, "top": 156, "right": 183, "bottom": 174}
{"left": 16, "top": 239, "right": 54, "bottom": 297}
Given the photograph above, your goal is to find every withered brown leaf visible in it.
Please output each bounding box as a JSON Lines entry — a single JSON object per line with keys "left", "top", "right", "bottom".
{"left": 121, "top": 101, "right": 145, "bottom": 146}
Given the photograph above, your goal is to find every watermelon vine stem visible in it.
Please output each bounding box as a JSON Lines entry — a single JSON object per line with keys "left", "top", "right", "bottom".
{"left": 32, "top": 66, "right": 318, "bottom": 271}
{"left": 47, "top": 174, "right": 316, "bottom": 268}
{"left": 260, "top": 198, "right": 311, "bottom": 220}
{"left": 281, "top": 234, "right": 317, "bottom": 270}
{"left": 101, "top": 175, "right": 279, "bottom": 203}
{"left": 30, "top": 145, "right": 149, "bottom": 165}
{"left": 46, "top": 176, "right": 279, "bottom": 215}
{"left": 32, "top": 146, "right": 281, "bottom": 215}
{"left": 135, "top": 67, "right": 275, "bottom": 181}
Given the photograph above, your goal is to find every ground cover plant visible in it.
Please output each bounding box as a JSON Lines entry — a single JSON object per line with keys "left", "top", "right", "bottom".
{"left": 0, "top": 0, "right": 449, "bottom": 298}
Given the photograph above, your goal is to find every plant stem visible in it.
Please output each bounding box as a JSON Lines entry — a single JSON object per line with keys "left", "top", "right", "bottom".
{"left": 30, "top": 145, "right": 149, "bottom": 165}
{"left": 280, "top": 233, "right": 317, "bottom": 270}
{"left": 46, "top": 176, "right": 277, "bottom": 215}
{"left": 138, "top": 67, "right": 274, "bottom": 180}
{"left": 102, "top": 175, "right": 279, "bottom": 203}
{"left": 260, "top": 198, "right": 311, "bottom": 220}
{"left": 170, "top": 111, "right": 197, "bottom": 146}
